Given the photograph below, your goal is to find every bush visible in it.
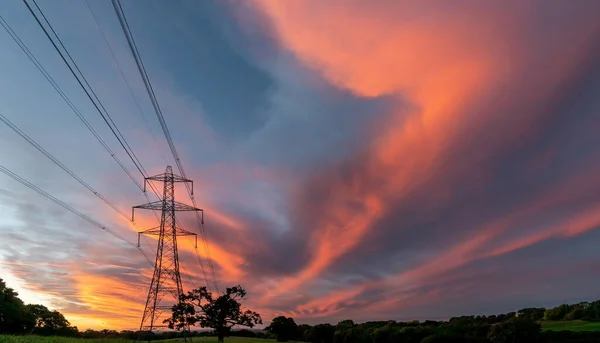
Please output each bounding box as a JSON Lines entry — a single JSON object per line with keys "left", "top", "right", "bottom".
{"left": 488, "top": 317, "right": 540, "bottom": 343}
{"left": 565, "top": 308, "right": 585, "bottom": 321}
{"left": 545, "top": 305, "right": 573, "bottom": 321}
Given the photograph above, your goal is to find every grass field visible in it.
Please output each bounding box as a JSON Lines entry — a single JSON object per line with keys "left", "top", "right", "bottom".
{"left": 0, "top": 337, "right": 126, "bottom": 343}
{"left": 541, "top": 320, "right": 600, "bottom": 332}
{"left": 0, "top": 336, "right": 272, "bottom": 343}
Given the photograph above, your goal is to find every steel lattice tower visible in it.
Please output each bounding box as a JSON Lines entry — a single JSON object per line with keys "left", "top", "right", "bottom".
{"left": 133, "top": 166, "right": 202, "bottom": 332}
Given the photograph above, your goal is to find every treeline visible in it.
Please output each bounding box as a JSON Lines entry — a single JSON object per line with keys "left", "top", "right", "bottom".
{"left": 539, "top": 301, "right": 600, "bottom": 321}
{"left": 5, "top": 275, "right": 600, "bottom": 343}
{"left": 264, "top": 301, "right": 600, "bottom": 343}
{"left": 0, "top": 278, "right": 76, "bottom": 335}
{"left": 264, "top": 316, "right": 600, "bottom": 343}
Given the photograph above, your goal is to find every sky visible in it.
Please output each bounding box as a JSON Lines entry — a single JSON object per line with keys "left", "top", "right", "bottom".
{"left": 1, "top": 0, "right": 600, "bottom": 331}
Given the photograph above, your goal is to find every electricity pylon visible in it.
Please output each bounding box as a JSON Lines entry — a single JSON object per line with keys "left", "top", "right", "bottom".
{"left": 133, "top": 166, "right": 202, "bottom": 332}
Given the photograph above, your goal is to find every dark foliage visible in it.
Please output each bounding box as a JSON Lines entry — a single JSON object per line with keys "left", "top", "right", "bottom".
{"left": 263, "top": 298, "right": 600, "bottom": 343}
{"left": 306, "top": 324, "right": 336, "bottom": 343}
{"left": 165, "top": 285, "right": 262, "bottom": 342}
{"left": 265, "top": 316, "right": 299, "bottom": 342}
{"left": 0, "top": 278, "right": 76, "bottom": 335}
{"left": 488, "top": 317, "right": 541, "bottom": 343}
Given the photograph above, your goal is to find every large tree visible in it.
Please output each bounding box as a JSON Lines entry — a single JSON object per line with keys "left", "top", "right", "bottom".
{"left": 306, "top": 324, "right": 335, "bottom": 343}
{"left": 266, "top": 316, "right": 298, "bottom": 342}
{"left": 0, "top": 278, "right": 76, "bottom": 336}
{"left": 0, "top": 278, "right": 34, "bottom": 333}
{"left": 166, "top": 285, "right": 262, "bottom": 342}
{"left": 25, "top": 304, "right": 73, "bottom": 335}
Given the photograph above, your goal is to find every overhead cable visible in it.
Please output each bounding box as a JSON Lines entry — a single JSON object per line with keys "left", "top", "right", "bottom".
{"left": 0, "top": 163, "right": 153, "bottom": 266}
{"left": 0, "top": 13, "right": 143, "bottom": 192}
{"left": 23, "top": 0, "right": 149, "bottom": 186}
{"left": 111, "top": 0, "right": 219, "bottom": 291}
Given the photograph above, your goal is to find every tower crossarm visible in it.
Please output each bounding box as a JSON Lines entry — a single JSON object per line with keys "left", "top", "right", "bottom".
{"left": 173, "top": 227, "right": 197, "bottom": 236}
{"left": 138, "top": 227, "right": 197, "bottom": 246}
{"left": 145, "top": 173, "right": 192, "bottom": 183}
{"left": 139, "top": 226, "right": 162, "bottom": 235}
{"left": 139, "top": 226, "right": 196, "bottom": 237}
{"left": 133, "top": 200, "right": 163, "bottom": 211}
{"left": 142, "top": 172, "right": 195, "bottom": 194}
{"left": 132, "top": 200, "right": 202, "bottom": 220}
{"left": 172, "top": 201, "right": 202, "bottom": 212}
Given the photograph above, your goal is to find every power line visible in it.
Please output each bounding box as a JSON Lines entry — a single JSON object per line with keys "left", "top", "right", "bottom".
{"left": 83, "top": 0, "right": 170, "bottom": 167}
{"left": 111, "top": 0, "right": 219, "bottom": 291}
{"left": 110, "top": 0, "right": 181, "bottom": 176}
{"left": 0, "top": 10, "right": 158, "bottom": 268}
{"left": 0, "top": 112, "right": 131, "bottom": 222}
{"left": 14, "top": 0, "right": 167, "bottom": 222}
{"left": 0, "top": 13, "right": 143, "bottom": 192}
{"left": 0, "top": 163, "right": 153, "bottom": 266}
{"left": 185, "top": 235, "right": 210, "bottom": 288}
{"left": 28, "top": 0, "right": 148, "bottom": 178}
{"left": 3, "top": 4, "right": 189, "bottom": 279}
{"left": 77, "top": 0, "right": 179, "bottom": 224}
{"left": 180, "top": 259, "right": 197, "bottom": 291}
{"left": 81, "top": 3, "right": 194, "bottom": 257}
{"left": 23, "top": 0, "right": 150, "bottom": 185}
{"left": 0, "top": 112, "right": 162, "bottom": 265}
{"left": 1, "top": 10, "right": 164, "bottom": 267}
{"left": 3, "top": 6, "right": 166, "bottom": 205}
{"left": 16, "top": 0, "right": 215, "bottom": 291}
{"left": 25, "top": 0, "right": 165, "bottom": 200}
{"left": 191, "top": 239, "right": 211, "bottom": 286}
{"left": 104, "top": 2, "right": 189, "bottom": 223}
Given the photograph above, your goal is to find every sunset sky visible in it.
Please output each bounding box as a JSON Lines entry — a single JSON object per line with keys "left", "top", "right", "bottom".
{"left": 1, "top": 0, "right": 600, "bottom": 331}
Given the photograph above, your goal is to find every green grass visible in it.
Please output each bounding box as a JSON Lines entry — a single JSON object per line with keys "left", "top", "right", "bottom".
{"left": 0, "top": 337, "right": 273, "bottom": 343}
{"left": 0, "top": 337, "right": 130, "bottom": 343}
{"left": 158, "top": 337, "right": 273, "bottom": 343}
{"left": 541, "top": 320, "right": 600, "bottom": 332}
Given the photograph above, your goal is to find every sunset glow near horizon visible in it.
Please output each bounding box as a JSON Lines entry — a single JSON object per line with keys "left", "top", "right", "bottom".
{"left": 1, "top": 0, "right": 600, "bottom": 331}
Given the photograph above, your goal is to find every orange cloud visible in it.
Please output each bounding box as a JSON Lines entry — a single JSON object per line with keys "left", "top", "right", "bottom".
{"left": 292, "top": 161, "right": 600, "bottom": 315}
{"left": 69, "top": 273, "right": 146, "bottom": 329}
{"left": 189, "top": 239, "right": 247, "bottom": 278}
{"left": 253, "top": 1, "right": 515, "bottom": 300}
{"left": 65, "top": 237, "right": 252, "bottom": 330}
{"left": 249, "top": 0, "right": 600, "bottom": 311}
{"left": 204, "top": 205, "right": 244, "bottom": 231}
{"left": 1, "top": 257, "right": 148, "bottom": 330}
{"left": 291, "top": 286, "right": 367, "bottom": 319}
{"left": 487, "top": 202, "right": 600, "bottom": 258}
{"left": 117, "top": 201, "right": 248, "bottom": 280}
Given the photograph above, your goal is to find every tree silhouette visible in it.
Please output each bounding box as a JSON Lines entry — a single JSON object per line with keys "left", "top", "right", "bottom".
{"left": 0, "top": 278, "right": 33, "bottom": 333}
{"left": 266, "top": 316, "right": 298, "bottom": 342}
{"left": 25, "top": 304, "right": 71, "bottom": 335}
{"left": 165, "top": 285, "right": 261, "bottom": 342}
